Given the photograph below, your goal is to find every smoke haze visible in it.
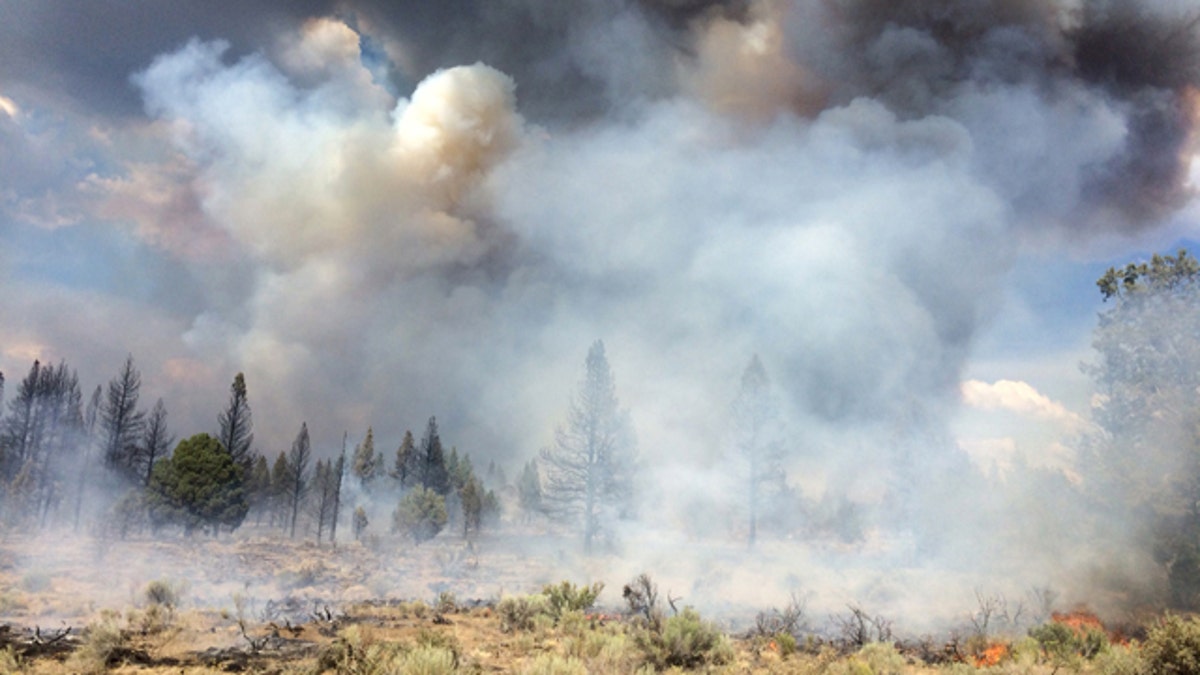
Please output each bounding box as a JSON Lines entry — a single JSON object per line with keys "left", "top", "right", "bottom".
{"left": 4, "top": 0, "right": 1200, "bottom": 628}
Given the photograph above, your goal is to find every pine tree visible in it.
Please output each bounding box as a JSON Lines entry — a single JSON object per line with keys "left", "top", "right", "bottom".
{"left": 730, "top": 354, "right": 784, "bottom": 549}
{"left": 247, "top": 454, "right": 271, "bottom": 525}
{"left": 517, "top": 459, "right": 543, "bottom": 522}
{"left": 392, "top": 430, "right": 418, "bottom": 489}
{"left": 418, "top": 417, "right": 450, "bottom": 496}
{"left": 136, "top": 398, "right": 174, "bottom": 488}
{"left": 540, "top": 340, "right": 637, "bottom": 553}
{"left": 285, "top": 423, "right": 312, "bottom": 539}
{"left": 351, "top": 427, "right": 379, "bottom": 489}
{"left": 100, "top": 355, "right": 145, "bottom": 481}
{"left": 217, "top": 373, "right": 254, "bottom": 469}
{"left": 270, "top": 451, "right": 290, "bottom": 529}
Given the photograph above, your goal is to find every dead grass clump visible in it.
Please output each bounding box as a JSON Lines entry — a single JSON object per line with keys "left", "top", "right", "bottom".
{"left": 68, "top": 611, "right": 128, "bottom": 675}
{"left": 0, "top": 645, "right": 23, "bottom": 673}
{"left": 522, "top": 652, "right": 588, "bottom": 675}
{"left": 398, "top": 645, "right": 457, "bottom": 675}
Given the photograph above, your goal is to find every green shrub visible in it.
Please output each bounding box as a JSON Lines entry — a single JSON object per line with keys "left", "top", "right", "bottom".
{"left": 1030, "top": 621, "right": 1083, "bottom": 669}
{"left": 436, "top": 591, "right": 457, "bottom": 615}
{"left": 1143, "top": 613, "right": 1200, "bottom": 675}
{"left": 499, "top": 595, "right": 547, "bottom": 633}
{"left": 399, "top": 645, "right": 457, "bottom": 675}
{"left": 854, "top": 642, "right": 907, "bottom": 675}
{"left": 1094, "top": 642, "right": 1146, "bottom": 675}
{"left": 541, "top": 581, "right": 603, "bottom": 621}
{"left": 393, "top": 487, "right": 448, "bottom": 544}
{"left": 775, "top": 631, "right": 798, "bottom": 658}
{"left": 635, "top": 606, "right": 733, "bottom": 669}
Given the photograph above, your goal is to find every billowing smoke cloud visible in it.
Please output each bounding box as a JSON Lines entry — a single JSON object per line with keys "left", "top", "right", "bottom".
{"left": 3, "top": 0, "right": 1200, "bottom": 627}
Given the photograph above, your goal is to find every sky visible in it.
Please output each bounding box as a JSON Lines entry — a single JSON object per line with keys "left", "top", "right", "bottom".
{"left": 2, "top": 0, "right": 1200, "bottom": 493}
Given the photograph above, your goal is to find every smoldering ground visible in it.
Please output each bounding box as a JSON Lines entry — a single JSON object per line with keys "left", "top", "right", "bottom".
{"left": 2, "top": 0, "right": 1200, "bottom": 633}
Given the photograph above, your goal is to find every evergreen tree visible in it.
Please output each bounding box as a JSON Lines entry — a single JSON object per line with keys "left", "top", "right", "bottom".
{"left": 393, "top": 486, "right": 447, "bottom": 544}
{"left": 730, "top": 355, "right": 784, "bottom": 548}
{"left": 540, "top": 340, "right": 637, "bottom": 553}
{"left": 100, "top": 355, "right": 145, "bottom": 481}
{"left": 247, "top": 453, "right": 272, "bottom": 524}
{"left": 217, "top": 373, "right": 254, "bottom": 469}
{"left": 418, "top": 417, "right": 450, "bottom": 496}
{"left": 136, "top": 398, "right": 174, "bottom": 488}
{"left": 146, "top": 433, "right": 248, "bottom": 536}
{"left": 351, "top": 427, "right": 379, "bottom": 488}
{"left": 270, "top": 451, "right": 290, "bottom": 529}
{"left": 285, "top": 423, "right": 312, "bottom": 538}
{"left": 311, "top": 459, "right": 337, "bottom": 544}
{"left": 517, "top": 459, "right": 543, "bottom": 522}
{"left": 392, "top": 430, "right": 418, "bottom": 489}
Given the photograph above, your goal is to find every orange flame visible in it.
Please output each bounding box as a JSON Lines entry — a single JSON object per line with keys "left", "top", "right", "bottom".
{"left": 973, "top": 642, "right": 1009, "bottom": 667}
{"left": 1052, "top": 610, "right": 1104, "bottom": 635}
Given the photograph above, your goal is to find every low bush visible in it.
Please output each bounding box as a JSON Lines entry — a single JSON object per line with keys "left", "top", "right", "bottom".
{"left": 144, "top": 579, "right": 180, "bottom": 608}
{"left": 398, "top": 645, "right": 457, "bottom": 675}
{"left": 498, "top": 595, "right": 548, "bottom": 633}
{"left": 541, "top": 581, "right": 603, "bottom": 621}
{"left": 1143, "top": 613, "right": 1200, "bottom": 675}
{"left": 1094, "top": 642, "right": 1146, "bottom": 675}
{"left": 69, "top": 612, "right": 127, "bottom": 675}
{"left": 634, "top": 606, "right": 733, "bottom": 670}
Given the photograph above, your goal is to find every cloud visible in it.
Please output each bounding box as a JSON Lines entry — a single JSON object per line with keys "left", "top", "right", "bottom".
{"left": 961, "top": 378, "right": 1087, "bottom": 430}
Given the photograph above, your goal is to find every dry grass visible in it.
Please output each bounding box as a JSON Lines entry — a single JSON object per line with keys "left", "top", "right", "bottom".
{"left": 0, "top": 532, "right": 1167, "bottom": 674}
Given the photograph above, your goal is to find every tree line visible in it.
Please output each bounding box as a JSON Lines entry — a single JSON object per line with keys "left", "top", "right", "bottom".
{"left": 0, "top": 338, "right": 792, "bottom": 553}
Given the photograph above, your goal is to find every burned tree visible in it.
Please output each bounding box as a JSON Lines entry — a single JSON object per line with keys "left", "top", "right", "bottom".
{"left": 540, "top": 340, "right": 637, "bottom": 553}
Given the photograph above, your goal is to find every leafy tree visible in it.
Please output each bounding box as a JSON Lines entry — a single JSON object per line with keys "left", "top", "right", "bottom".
{"left": 145, "top": 433, "right": 248, "bottom": 536}
{"left": 417, "top": 417, "right": 450, "bottom": 496}
{"left": 517, "top": 459, "right": 543, "bottom": 521}
{"left": 351, "top": 427, "right": 379, "bottom": 489}
{"left": 392, "top": 486, "right": 447, "bottom": 544}
{"left": 1084, "top": 249, "right": 1200, "bottom": 607}
{"left": 730, "top": 355, "right": 785, "bottom": 548}
{"left": 135, "top": 399, "right": 174, "bottom": 488}
{"left": 392, "top": 430, "right": 418, "bottom": 489}
{"left": 540, "top": 340, "right": 637, "bottom": 553}
{"left": 100, "top": 355, "right": 146, "bottom": 481}
{"left": 285, "top": 423, "right": 313, "bottom": 539}
{"left": 217, "top": 373, "right": 254, "bottom": 470}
